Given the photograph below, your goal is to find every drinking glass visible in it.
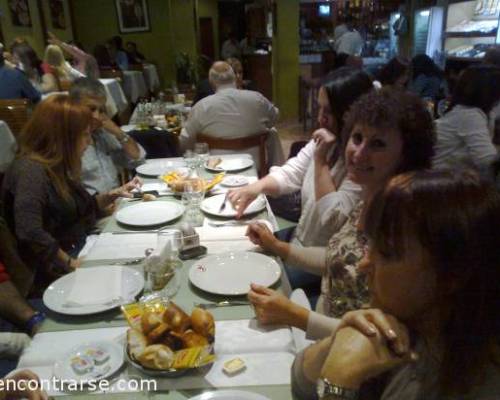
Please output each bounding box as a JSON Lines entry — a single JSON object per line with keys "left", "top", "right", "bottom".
{"left": 182, "top": 179, "right": 205, "bottom": 226}
{"left": 145, "top": 230, "right": 183, "bottom": 298}
{"left": 183, "top": 150, "right": 197, "bottom": 170}
{"left": 194, "top": 142, "right": 210, "bottom": 169}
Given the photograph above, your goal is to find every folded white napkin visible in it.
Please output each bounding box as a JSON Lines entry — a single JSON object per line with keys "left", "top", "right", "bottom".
{"left": 84, "top": 232, "right": 156, "bottom": 261}
{"left": 66, "top": 267, "right": 123, "bottom": 305}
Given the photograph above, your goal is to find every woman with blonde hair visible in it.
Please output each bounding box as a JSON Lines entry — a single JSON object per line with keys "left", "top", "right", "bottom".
{"left": 1, "top": 95, "right": 137, "bottom": 293}
{"left": 41, "top": 44, "right": 82, "bottom": 93}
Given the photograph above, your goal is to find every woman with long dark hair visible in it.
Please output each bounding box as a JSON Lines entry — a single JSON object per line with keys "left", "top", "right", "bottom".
{"left": 294, "top": 169, "right": 500, "bottom": 399}
{"left": 408, "top": 54, "right": 444, "bottom": 100}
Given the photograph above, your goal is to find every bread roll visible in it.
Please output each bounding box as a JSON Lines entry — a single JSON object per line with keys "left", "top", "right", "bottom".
{"left": 141, "top": 310, "right": 164, "bottom": 335}
{"left": 163, "top": 302, "right": 191, "bottom": 333}
{"left": 138, "top": 344, "right": 174, "bottom": 370}
{"left": 147, "top": 322, "right": 170, "bottom": 344}
{"left": 127, "top": 329, "right": 147, "bottom": 361}
{"left": 179, "top": 330, "right": 209, "bottom": 348}
{"left": 191, "top": 307, "right": 215, "bottom": 339}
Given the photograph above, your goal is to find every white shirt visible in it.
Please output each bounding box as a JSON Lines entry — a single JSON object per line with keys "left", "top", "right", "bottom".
{"left": 269, "top": 140, "right": 361, "bottom": 247}
{"left": 433, "top": 105, "right": 497, "bottom": 170}
{"left": 81, "top": 130, "right": 146, "bottom": 194}
{"left": 182, "top": 85, "right": 283, "bottom": 166}
{"left": 335, "top": 30, "right": 364, "bottom": 55}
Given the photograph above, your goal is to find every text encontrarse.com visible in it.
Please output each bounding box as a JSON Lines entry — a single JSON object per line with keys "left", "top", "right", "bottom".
{"left": 0, "top": 377, "right": 158, "bottom": 392}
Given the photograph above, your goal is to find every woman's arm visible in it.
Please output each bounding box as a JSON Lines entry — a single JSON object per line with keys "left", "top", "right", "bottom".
{"left": 40, "top": 73, "right": 58, "bottom": 93}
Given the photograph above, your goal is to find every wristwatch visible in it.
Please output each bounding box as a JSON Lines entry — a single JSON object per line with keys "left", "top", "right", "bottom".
{"left": 118, "top": 133, "right": 130, "bottom": 144}
{"left": 317, "top": 378, "right": 359, "bottom": 399}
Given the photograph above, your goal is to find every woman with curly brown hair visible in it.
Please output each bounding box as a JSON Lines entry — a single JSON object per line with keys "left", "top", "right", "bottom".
{"left": 246, "top": 88, "right": 436, "bottom": 340}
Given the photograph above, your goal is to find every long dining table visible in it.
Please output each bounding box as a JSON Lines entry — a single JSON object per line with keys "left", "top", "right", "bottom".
{"left": 16, "top": 154, "right": 299, "bottom": 399}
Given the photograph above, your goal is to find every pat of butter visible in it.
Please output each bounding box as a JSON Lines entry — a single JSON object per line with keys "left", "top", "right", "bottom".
{"left": 223, "top": 357, "right": 246, "bottom": 375}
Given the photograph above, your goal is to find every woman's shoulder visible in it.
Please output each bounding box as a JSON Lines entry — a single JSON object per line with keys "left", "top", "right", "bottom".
{"left": 7, "top": 158, "right": 47, "bottom": 179}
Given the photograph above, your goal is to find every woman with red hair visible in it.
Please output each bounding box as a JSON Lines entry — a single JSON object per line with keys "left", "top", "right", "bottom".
{"left": 1, "top": 95, "right": 135, "bottom": 292}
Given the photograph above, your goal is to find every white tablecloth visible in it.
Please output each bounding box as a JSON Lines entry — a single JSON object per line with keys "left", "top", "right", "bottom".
{"left": 99, "top": 78, "right": 129, "bottom": 116}
{"left": 0, "top": 120, "right": 17, "bottom": 173}
{"left": 17, "top": 320, "right": 296, "bottom": 396}
{"left": 123, "top": 71, "right": 148, "bottom": 103}
{"left": 143, "top": 63, "right": 160, "bottom": 92}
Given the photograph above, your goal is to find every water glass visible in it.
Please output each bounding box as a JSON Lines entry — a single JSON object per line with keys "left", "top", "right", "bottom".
{"left": 183, "top": 150, "right": 198, "bottom": 170}
{"left": 194, "top": 142, "right": 210, "bottom": 169}
{"left": 145, "top": 230, "right": 183, "bottom": 298}
{"left": 182, "top": 180, "right": 205, "bottom": 226}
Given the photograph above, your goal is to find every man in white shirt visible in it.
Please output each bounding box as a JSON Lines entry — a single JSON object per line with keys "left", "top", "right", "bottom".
{"left": 70, "top": 78, "right": 146, "bottom": 194}
{"left": 181, "top": 61, "right": 284, "bottom": 167}
{"left": 334, "top": 16, "right": 364, "bottom": 56}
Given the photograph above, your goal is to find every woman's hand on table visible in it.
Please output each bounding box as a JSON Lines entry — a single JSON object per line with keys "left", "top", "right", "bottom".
{"left": 246, "top": 222, "right": 285, "bottom": 256}
{"left": 228, "top": 184, "right": 261, "bottom": 218}
{"left": 320, "top": 310, "right": 417, "bottom": 389}
{"left": 313, "top": 128, "right": 336, "bottom": 165}
{"left": 0, "top": 369, "right": 48, "bottom": 400}
{"left": 248, "top": 283, "right": 309, "bottom": 330}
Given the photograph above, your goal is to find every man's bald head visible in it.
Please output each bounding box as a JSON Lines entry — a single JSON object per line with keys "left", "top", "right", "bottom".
{"left": 209, "top": 61, "right": 236, "bottom": 89}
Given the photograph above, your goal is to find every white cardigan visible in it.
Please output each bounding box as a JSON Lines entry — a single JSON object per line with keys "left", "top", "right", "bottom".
{"left": 268, "top": 140, "right": 361, "bottom": 247}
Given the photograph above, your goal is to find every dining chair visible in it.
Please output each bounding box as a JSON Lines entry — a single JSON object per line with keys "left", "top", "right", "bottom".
{"left": 196, "top": 132, "right": 269, "bottom": 176}
{"left": 0, "top": 99, "right": 31, "bottom": 137}
{"left": 99, "top": 68, "right": 124, "bottom": 82}
{"left": 129, "top": 64, "right": 144, "bottom": 72}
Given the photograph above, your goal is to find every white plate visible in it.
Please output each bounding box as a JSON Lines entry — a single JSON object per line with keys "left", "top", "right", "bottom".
{"left": 205, "top": 158, "right": 254, "bottom": 173}
{"left": 43, "top": 266, "right": 144, "bottom": 315}
{"left": 201, "top": 194, "right": 266, "bottom": 218}
{"left": 116, "top": 202, "right": 185, "bottom": 227}
{"left": 188, "top": 391, "right": 270, "bottom": 400}
{"left": 220, "top": 175, "right": 249, "bottom": 188}
{"left": 136, "top": 160, "right": 185, "bottom": 177}
{"left": 53, "top": 341, "right": 124, "bottom": 385}
{"left": 189, "top": 252, "right": 281, "bottom": 295}
{"left": 120, "top": 124, "right": 137, "bottom": 133}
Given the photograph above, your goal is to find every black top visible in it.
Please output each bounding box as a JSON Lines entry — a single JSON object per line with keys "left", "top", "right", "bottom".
{"left": 1, "top": 158, "right": 97, "bottom": 288}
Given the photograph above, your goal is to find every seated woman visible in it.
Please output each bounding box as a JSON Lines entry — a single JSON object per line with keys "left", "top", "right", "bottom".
{"left": 376, "top": 56, "right": 410, "bottom": 89}
{"left": 41, "top": 44, "right": 82, "bottom": 93}
{"left": 228, "top": 67, "right": 373, "bottom": 299}
{"left": 433, "top": 64, "right": 500, "bottom": 170}
{"left": 247, "top": 88, "right": 435, "bottom": 340}
{"left": 408, "top": 54, "right": 445, "bottom": 101}
{"left": 293, "top": 169, "right": 500, "bottom": 399}
{"left": 1, "top": 95, "right": 139, "bottom": 293}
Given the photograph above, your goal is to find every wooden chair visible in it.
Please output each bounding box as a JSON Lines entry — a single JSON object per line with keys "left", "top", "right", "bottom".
{"left": 59, "top": 79, "right": 73, "bottom": 91}
{"left": 0, "top": 99, "right": 31, "bottom": 137}
{"left": 99, "top": 68, "right": 124, "bottom": 82}
{"left": 196, "top": 132, "right": 269, "bottom": 177}
{"left": 129, "top": 64, "right": 144, "bottom": 72}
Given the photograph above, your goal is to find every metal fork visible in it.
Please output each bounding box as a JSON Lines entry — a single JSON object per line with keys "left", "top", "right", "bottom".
{"left": 208, "top": 220, "right": 254, "bottom": 227}
{"left": 194, "top": 300, "right": 250, "bottom": 309}
{"left": 218, "top": 193, "right": 229, "bottom": 213}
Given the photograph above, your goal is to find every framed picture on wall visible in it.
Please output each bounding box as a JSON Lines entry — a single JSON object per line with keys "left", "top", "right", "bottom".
{"left": 8, "top": 0, "right": 32, "bottom": 27}
{"left": 115, "top": 0, "right": 151, "bottom": 33}
{"left": 49, "top": 0, "right": 66, "bottom": 30}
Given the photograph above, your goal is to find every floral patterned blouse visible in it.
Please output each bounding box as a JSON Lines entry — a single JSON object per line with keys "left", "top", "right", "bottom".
{"left": 318, "top": 201, "right": 370, "bottom": 318}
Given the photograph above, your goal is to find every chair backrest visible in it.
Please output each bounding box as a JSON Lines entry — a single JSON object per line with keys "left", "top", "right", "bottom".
{"left": 0, "top": 99, "right": 31, "bottom": 137}
{"left": 129, "top": 64, "right": 144, "bottom": 72}
{"left": 59, "top": 79, "right": 73, "bottom": 91}
{"left": 99, "top": 68, "right": 124, "bottom": 81}
{"left": 196, "top": 132, "right": 269, "bottom": 176}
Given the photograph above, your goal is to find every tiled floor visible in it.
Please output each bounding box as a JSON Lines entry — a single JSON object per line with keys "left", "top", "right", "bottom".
{"left": 276, "top": 118, "right": 312, "bottom": 160}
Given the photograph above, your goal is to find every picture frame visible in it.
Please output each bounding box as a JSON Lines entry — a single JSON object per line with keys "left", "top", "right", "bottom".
{"left": 115, "top": 0, "right": 151, "bottom": 33}
{"left": 49, "top": 0, "right": 66, "bottom": 30}
{"left": 8, "top": 0, "right": 32, "bottom": 28}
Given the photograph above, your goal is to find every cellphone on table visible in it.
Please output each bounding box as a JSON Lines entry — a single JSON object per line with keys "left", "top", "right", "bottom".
{"left": 179, "top": 246, "right": 207, "bottom": 260}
